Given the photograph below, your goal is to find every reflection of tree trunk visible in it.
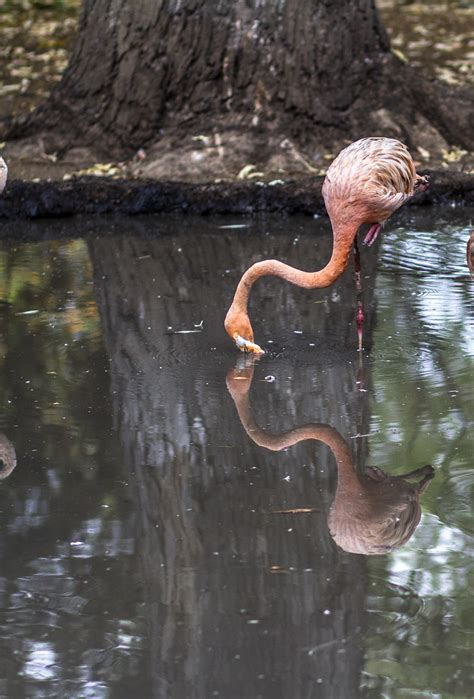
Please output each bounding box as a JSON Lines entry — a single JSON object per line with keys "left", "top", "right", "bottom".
{"left": 89, "top": 218, "right": 379, "bottom": 697}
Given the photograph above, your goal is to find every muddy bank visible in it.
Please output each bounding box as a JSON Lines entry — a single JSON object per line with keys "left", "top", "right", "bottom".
{"left": 0, "top": 170, "right": 473, "bottom": 219}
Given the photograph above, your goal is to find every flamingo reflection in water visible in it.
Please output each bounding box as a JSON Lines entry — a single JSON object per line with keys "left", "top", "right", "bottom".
{"left": 226, "top": 359, "right": 434, "bottom": 555}
{"left": 0, "top": 434, "right": 17, "bottom": 481}
{"left": 467, "top": 231, "right": 474, "bottom": 276}
{"left": 0, "top": 156, "right": 7, "bottom": 196}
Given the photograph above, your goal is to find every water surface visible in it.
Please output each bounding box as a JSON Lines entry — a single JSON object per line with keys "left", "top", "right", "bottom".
{"left": 0, "top": 209, "right": 472, "bottom": 698}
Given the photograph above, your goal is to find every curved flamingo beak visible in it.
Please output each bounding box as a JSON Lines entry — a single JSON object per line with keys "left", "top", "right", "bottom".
{"left": 233, "top": 333, "right": 265, "bottom": 354}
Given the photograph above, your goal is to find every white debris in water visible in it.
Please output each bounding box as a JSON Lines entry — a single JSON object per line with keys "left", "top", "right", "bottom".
{"left": 263, "top": 375, "right": 275, "bottom": 383}
{"left": 218, "top": 224, "right": 250, "bottom": 229}
{"left": 283, "top": 475, "right": 291, "bottom": 482}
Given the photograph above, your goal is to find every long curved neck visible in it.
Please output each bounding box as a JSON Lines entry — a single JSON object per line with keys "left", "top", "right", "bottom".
{"left": 231, "top": 220, "right": 360, "bottom": 313}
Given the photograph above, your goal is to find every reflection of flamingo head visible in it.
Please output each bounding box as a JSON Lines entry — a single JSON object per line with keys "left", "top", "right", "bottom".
{"left": 225, "top": 356, "right": 257, "bottom": 399}
{"left": 0, "top": 157, "right": 7, "bottom": 195}
{"left": 0, "top": 433, "right": 17, "bottom": 480}
{"left": 328, "top": 464, "right": 434, "bottom": 555}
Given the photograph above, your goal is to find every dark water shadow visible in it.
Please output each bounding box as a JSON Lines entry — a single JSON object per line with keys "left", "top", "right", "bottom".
{"left": 84, "top": 216, "right": 418, "bottom": 697}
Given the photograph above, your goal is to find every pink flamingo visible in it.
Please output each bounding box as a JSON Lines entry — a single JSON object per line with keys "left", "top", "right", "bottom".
{"left": 467, "top": 231, "right": 474, "bottom": 276}
{"left": 0, "top": 157, "right": 7, "bottom": 196}
{"left": 225, "top": 137, "right": 429, "bottom": 353}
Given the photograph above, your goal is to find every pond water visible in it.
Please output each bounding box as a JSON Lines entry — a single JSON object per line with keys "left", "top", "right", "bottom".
{"left": 0, "top": 208, "right": 472, "bottom": 698}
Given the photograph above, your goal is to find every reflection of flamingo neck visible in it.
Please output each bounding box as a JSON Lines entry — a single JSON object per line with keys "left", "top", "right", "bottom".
{"left": 230, "top": 220, "right": 360, "bottom": 315}
{"left": 227, "top": 363, "right": 434, "bottom": 555}
{"left": 230, "top": 378, "right": 355, "bottom": 478}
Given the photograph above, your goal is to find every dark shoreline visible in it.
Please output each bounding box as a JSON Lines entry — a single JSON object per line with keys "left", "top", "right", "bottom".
{"left": 0, "top": 169, "right": 473, "bottom": 219}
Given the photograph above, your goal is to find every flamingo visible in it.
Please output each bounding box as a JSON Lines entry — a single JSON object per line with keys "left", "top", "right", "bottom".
{"left": 225, "top": 137, "right": 429, "bottom": 353}
{"left": 226, "top": 360, "right": 434, "bottom": 554}
{"left": 467, "top": 231, "right": 474, "bottom": 276}
{"left": 0, "top": 433, "right": 17, "bottom": 481}
{"left": 0, "top": 157, "right": 7, "bottom": 196}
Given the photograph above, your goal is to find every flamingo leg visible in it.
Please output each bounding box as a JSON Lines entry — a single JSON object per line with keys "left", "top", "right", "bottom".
{"left": 353, "top": 238, "right": 364, "bottom": 352}
{"left": 363, "top": 223, "right": 382, "bottom": 247}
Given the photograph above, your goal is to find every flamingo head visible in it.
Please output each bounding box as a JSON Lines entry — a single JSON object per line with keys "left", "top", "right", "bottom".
{"left": 224, "top": 307, "right": 264, "bottom": 354}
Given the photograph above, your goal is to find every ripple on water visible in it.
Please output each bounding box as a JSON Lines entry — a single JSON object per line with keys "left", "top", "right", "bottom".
{"left": 380, "top": 224, "right": 473, "bottom": 278}
{"left": 364, "top": 511, "right": 473, "bottom": 696}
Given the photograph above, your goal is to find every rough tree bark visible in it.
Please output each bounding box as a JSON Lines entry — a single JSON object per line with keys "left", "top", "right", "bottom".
{"left": 9, "top": 0, "right": 473, "bottom": 179}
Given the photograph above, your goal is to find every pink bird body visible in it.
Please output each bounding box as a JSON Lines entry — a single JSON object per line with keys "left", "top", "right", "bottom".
{"left": 225, "top": 137, "right": 428, "bottom": 353}
{"left": 0, "top": 157, "right": 7, "bottom": 195}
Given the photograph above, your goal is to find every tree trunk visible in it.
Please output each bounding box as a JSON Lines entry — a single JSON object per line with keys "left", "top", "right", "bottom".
{"left": 24, "top": 0, "right": 389, "bottom": 151}
{"left": 10, "top": 0, "right": 473, "bottom": 174}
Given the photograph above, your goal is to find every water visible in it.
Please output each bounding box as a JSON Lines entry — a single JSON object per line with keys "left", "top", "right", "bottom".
{"left": 0, "top": 209, "right": 472, "bottom": 698}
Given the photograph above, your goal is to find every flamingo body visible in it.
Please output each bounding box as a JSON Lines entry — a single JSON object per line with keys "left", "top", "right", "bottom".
{"left": 225, "top": 137, "right": 428, "bottom": 353}
{"left": 323, "top": 137, "right": 419, "bottom": 227}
